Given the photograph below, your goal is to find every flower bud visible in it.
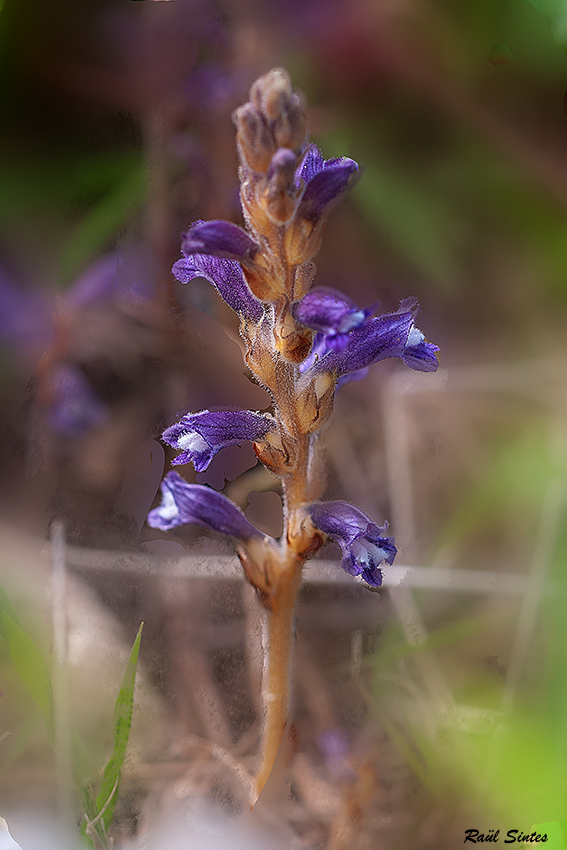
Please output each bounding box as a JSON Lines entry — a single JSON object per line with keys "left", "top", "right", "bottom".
{"left": 249, "top": 69, "right": 308, "bottom": 155}
{"left": 250, "top": 68, "right": 293, "bottom": 119}
{"left": 262, "top": 148, "right": 300, "bottom": 223}
{"left": 272, "top": 306, "right": 313, "bottom": 363}
{"left": 296, "top": 372, "right": 336, "bottom": 433}
{"left": 237, "top": 537, "right": 284, "bottom": 609}
{"left": 287, "top": 509, "right": 324, "bottom": 558}
{"left": 233, "top": 102, "right": 275, "bottom": 174}
{"left": 253, "top": 430, "right": 292, "bottom": 475}
{"left": 274, "top": 94, "right": 308, "bottom": 153}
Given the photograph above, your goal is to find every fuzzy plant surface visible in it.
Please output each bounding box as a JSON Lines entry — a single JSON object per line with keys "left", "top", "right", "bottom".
{"left": 147, "top": 68, "right": 439, "bottom": 803}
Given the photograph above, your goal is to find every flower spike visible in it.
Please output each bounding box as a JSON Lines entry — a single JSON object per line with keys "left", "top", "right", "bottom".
{"left": 308, "top": 501, "right": 397, "bottom": 586}
{"left": 148, "top": 471, "right": 263, "bottom": 539}
{"left": 152, "top": 68, "right": 439, "bottom": 804}
{"left": 163, "top": 409, "right": 275, "bottom": 472}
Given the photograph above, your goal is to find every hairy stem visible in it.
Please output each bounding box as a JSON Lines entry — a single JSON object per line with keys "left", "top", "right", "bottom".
{"left": 253, "top": 433, "right": 312, "bottom": 802}
{"left": 253, "top": 553, "right": 303, "bottom": 802}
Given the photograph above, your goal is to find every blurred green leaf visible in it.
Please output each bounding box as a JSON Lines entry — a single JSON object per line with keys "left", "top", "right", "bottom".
{"left": 0, "top": 585, "right": 21, "bottom": 641}
{"left": 524, "top": 0, "right": 567, "bottom": 52}
{"left": 73, "top": 728, "right": 93, "bottom": 790}
{"left": 352, "top": 158, "right": 457, "bottom": 286}
{"left": 95, "top": 622, "right": 143, "bottom": 834}
{"left": 318, "top": 131, "right": 458, "bottom": 287}
{"left": 487, "top": 42, "right": 514, "bottom": 64}
{"left": 371, "top": 616, "right": 483, "bottom": 672}
{"left": 0, "top": 154, "right": 142, "bottom": 222}
{"left": 433, "top": 428, "right": 560, "bottom": 555}
{"left": 2, "top": 612, "right": 54, "bottom": 745}
{"left": 0, "top": 707, "right": 42, "bottom": 771}
{"left": 59, "top": 164, "right": 145, "bottom": 284}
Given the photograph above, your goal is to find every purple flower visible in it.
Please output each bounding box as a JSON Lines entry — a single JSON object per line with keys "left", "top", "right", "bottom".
{"left": 297, "top": 144, "right": 359, "bottom": 221}
{"left": 297, "top": 295, "right": 438, "bottom": 378}
{"left": 148, "top": 471, "right": 263, "bottom": 539}
{"left": 172, "top": 254, "right": 263, "bottom": 321}
{"left": 293, "top": 287, "right": 373, "bottom": 341}
{"left": 181, "top": 220, "right": 259, "bottom": 262}
{"left": 308, "top": 501, "right": 396, "bottom": 586}
{"left": 163, "top": 409, "right": 274, "bottom": 471}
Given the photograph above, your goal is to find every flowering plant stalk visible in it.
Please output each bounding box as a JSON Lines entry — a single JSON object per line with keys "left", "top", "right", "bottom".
{"left": 148, "top": 69, "right": 439, "bottom": 804}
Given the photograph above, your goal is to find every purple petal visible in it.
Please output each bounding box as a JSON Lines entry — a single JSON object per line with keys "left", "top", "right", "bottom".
{"left": 163, "top": 409, "right": 274, "bottom": 471}
{"left": 147, "top": 471, "right": 263, "bottom": 539}
{"left": 172, "top": 254, "right": 263, "bottom": 321}
{"left": 298, "top": 157, "right": 359, "bottom": 221}
{"left": 297, "top": 144, "right": 325, "bottom": 183}
{"left": 309, "top": 500, "right": 396, "bottom": 586}
{"left": 293, "top": 287, "right": 359, "bottom": 333}
{"left": 181, "top": 220, "right": 259, "bottom": 261}
{"left": 401, "top": 326, "right": 440, "bottom": 372}
{"left": 311, "top": 310, "right": 412, "bottom": 375}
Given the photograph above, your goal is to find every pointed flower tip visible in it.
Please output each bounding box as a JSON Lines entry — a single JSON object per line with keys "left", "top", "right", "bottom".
{"left": 308, "top": 501, "right": 396, "bottom": 587}
{"left": 297, "top": 144, "right": 359, "bottom": 221}
{"left": 148, "top": 471, "right": 263, "bottom": 540}
{"left": 163, "top": 409, "right": 274, "bottom": 472}
{"left": 181, "top": 220, "right": 259, "bottom": 262}
{"left": 402, "top": 325, "right": 440, "bottom": 372}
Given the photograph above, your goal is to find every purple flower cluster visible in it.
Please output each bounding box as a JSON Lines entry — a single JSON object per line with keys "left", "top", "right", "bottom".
{"left": 148, "top": 97, "right": 439, "bottom": 585}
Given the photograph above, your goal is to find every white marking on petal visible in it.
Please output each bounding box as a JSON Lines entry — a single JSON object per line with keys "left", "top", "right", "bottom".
{"left": 407, "top": 325, "right": 425, "bottom": 347}
{"left": 159, "top": 488, "right": 180, "bottom": 521}
{"left": 177, "top": 431, "right": 210, "bottom": 453}
{"left": 351, "top": 537, "right": 389, "bottom": 567}
{"left": 337, "top": 310, "right": 365, "bottom": 333}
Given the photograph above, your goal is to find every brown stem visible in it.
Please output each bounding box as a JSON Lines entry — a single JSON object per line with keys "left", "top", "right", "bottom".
{"left": 252, "top": 433, "right": 311, "bottom": 803}
{"left": 253, "top": 553, "right": 303, "bottom": 802}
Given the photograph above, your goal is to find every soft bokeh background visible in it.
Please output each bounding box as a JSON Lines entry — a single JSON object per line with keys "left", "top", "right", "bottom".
{"left": 1, "top": 0, "right": 567, "bottom": 847}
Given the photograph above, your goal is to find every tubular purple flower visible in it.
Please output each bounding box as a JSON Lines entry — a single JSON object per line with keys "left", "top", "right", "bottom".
{"left": 296, "top": 144, "right": 359, "bottom": 221}
{"left": 308, "top": 501, "right": 396, "bottom": 586}
{"left": 308, "top": 299, "right": 439, "bottom": 377}
{"left": 181, "top": 220, "right": 259, "bottom": 262}
{"left": 172, "top": 254, "right": 263, "bottom": 321}
{"left": 163, "top": 409, "right": 275, "bottom": 471}
{"left": 148, "top": 471, "right": 264, "bottom": 539}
